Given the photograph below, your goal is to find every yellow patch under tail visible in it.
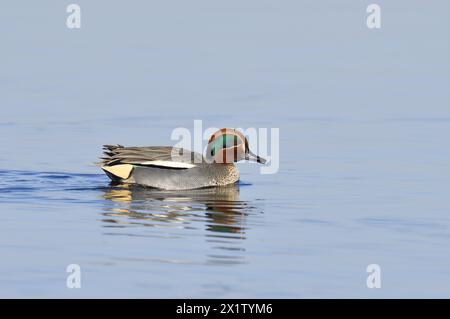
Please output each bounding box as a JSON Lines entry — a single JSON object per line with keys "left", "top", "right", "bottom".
{"left": 101, "top": 164, "right": 134, "bottom": 180}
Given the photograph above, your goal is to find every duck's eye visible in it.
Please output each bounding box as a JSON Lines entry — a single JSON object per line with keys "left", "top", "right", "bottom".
{"left": 210, "top": 134, "right": 241, "bottom": 157}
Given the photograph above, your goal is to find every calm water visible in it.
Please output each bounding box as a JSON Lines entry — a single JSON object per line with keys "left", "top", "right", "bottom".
{"left": 1, "top": 1, "right": 450, "bottom": 298}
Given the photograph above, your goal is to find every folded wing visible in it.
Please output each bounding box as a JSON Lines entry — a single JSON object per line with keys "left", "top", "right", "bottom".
{"left": 99, "top": 145, "right": 202, "bottom": 169}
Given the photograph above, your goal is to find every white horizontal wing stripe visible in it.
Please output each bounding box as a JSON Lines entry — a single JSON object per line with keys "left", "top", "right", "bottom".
{"left": 139, "top": 160, "right": 196, "bottom": 169}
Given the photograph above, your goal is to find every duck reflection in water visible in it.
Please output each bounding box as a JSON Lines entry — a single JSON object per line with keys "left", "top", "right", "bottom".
{"left": 101, "top": 182, "right": 259, "bottom": 265}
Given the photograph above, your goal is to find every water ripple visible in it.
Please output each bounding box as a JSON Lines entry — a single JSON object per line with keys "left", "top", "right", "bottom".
{"left": 0, "top": 169, "right": 263, "bottom": 266}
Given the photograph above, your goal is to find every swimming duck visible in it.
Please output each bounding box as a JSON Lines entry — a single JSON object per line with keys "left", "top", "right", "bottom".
{"left": 99, "top": 128, "right": 266, "bottom": 190}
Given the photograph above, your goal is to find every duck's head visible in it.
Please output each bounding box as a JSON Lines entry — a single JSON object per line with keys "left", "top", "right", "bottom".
{"left": 206, "top": 128, "right": 266, "bottom": 164}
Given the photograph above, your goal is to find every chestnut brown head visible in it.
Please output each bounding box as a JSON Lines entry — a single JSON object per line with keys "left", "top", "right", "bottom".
{"left": 206, "top": 128, "right": 266, "bottom": 164}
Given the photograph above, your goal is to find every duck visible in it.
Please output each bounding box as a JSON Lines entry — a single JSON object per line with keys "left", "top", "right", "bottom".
{"left": 99, "top": 128, "right": 266, "bottom": 190}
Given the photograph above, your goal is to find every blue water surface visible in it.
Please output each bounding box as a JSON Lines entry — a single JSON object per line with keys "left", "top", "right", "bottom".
{"left": 1, "top": 1, "right": 450, "bottom": 297}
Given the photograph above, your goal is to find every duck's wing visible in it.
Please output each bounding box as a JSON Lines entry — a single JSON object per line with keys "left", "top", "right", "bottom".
{"left": 99, "top": 145, "right": 203, "bottom": 168}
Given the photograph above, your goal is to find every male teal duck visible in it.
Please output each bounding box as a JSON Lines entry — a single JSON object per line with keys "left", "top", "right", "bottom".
{"left": 99, "top": 128, "right": 266, "bottom": 190}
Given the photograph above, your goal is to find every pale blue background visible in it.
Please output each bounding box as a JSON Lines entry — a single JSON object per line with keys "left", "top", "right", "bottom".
{"left": 1, "top": 1, "right": 450, "bottom": 297}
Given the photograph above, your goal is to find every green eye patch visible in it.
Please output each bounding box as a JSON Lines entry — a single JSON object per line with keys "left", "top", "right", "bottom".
{"left": 210, "top": 135, "right": 240, "bottom": 156}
